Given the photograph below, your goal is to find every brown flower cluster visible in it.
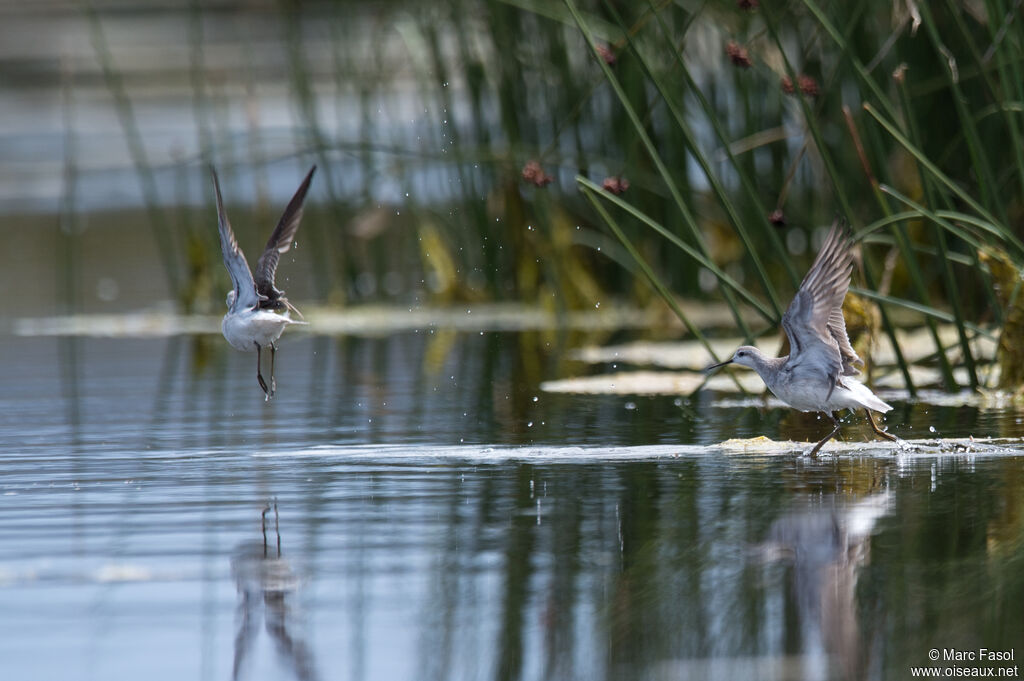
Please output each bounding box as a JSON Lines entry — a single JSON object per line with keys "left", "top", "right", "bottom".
{"left": 726, "top": 42, "right": 752, "bottom": 68}
{"left": 602, "top": 176, "right": 630, "bottom": 195}
{"left": 595, "top": 43, "right": 616, "bottom": 66}
{"left": 521, "top": 161, "right": 553, "bottom": 187}
{"left": 781, "top": 74, "right": 820, "bottom": 97}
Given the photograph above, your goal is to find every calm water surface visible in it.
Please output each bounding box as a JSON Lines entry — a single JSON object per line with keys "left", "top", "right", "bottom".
{"left": 2, "top": 331, "right": 1023, "bottom": 681}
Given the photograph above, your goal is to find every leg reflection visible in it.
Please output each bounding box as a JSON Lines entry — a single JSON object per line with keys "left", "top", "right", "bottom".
{"left": 231, "top": 502, "right": 317, "bottom": 681}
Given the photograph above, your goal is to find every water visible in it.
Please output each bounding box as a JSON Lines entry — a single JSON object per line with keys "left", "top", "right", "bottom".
{"left": 2, "top": 330, "right": 1023, "bottom": 681}
{"left": 1, "top": 3, "right": 1018, "bottom": 677}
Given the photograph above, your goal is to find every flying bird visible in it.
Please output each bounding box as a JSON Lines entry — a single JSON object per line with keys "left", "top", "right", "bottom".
{"left": 707, "top": 220, "right": 897, "bottom": 455}
{"left": 211, "top": 165, "right": 315, "bottom": 399}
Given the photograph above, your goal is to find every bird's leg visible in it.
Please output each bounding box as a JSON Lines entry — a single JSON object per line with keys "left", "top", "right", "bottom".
{"left": 865, "top": 409, "right": 898, "bottom": 442}
{"left": 255, "top": 342, "right": 270, "bottom": 398}
{"left": 261, "top": 503, "right": 271, "bottom": 556}
{"left": 808, "top": 411, "right": 842, "bottom": 457}
{"left": 273, "top": 501, "right": 281, "bottom": 557}
{"left": 260, "top": 501, "right": 281, "bottom": 556}
{"left": 269, "top": 342, "right": 277, "bottom": 397}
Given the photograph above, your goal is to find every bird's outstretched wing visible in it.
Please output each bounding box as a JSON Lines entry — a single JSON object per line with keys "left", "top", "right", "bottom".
{"left": 254, "top": 165, "right": 316, "bottom": 312}
{"left": 781, "top": 220, "right": 863, "bottom": 392}
{"left": 211, "top": 166, "right": 259, "bottom": 311}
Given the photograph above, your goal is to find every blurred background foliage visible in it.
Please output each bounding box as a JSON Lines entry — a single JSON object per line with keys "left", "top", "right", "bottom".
{"left": 3, "top": 0, "right": 1024, "bottom": 388}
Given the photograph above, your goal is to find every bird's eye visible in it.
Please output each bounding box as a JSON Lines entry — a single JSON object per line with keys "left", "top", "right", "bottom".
{"left": 737, "top": 351, "right": 745, "bottom": 357}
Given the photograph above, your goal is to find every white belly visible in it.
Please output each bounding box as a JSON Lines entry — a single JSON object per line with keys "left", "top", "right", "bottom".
{"left": 768, "top": 381, "right": 834, "bottom": 412}
{"left": 222, "top": 309, "right": 290, "bottom": 352}
{"left": 767, "top": 375, "right": 891, "bottom": 414}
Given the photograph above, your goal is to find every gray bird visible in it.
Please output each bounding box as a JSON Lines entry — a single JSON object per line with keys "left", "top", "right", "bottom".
{"left": 707, "top": 220, "right": 897, "bottom": 455}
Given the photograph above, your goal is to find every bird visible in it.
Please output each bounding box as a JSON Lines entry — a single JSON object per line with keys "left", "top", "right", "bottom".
{"left": 211, "top": 165, "right": 315, "bottom": 400}
{"left": 706, "top": 220, "right": 897, "bottom": 456}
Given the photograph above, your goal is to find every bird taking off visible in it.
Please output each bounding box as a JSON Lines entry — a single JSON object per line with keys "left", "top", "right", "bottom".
{"left": 706, "top": 220, "right": 897, "bottom": 456}
{"left": 211, "top": 165, "right": 315, "bottom": 400}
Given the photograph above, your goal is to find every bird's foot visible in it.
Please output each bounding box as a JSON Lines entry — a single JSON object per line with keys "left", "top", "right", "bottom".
{"left": 864, "top": 409, "right": 899, "bottom": 443}
{"left": 877, "top": 429, "right": 899, "bottom": 443}
{"left": 268, "top": 343, "right": 278, "bottom": 398}
{"left": 258, "top": 373, "right": 271, "bottom": 400}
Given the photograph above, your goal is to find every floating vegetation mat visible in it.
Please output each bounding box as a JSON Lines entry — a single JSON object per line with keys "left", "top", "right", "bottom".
{"left": 13, "top": 303, "right": 681, "bottom": 337}
{"left": 711, "top": 389, "right": 1022, "bottom": 410}
{"left": 541, "top": 370, "right": 766, "bottom": 395}
{"left": 250, "top": 438, "right": 1024, "bottom": 462}
{"left": 558, "top": 324, "right": 1001, "bottom": 392}
{"left": 569, "top": 325, "right": 996, "bottom": 371}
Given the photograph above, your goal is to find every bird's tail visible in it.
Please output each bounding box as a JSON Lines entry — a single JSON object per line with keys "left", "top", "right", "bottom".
{"left": 847, "top": 379, "right": 892, "bottom": 412}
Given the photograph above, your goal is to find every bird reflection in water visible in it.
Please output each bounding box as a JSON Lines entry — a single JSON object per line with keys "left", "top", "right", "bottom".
{"left": 231, "top": 502, "right": 317, "bottom": 681}
{"left": 758, "top": 492, "right": 892, "bottom": 681}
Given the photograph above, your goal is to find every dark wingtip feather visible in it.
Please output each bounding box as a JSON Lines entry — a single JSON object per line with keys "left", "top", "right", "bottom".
{"left": 254, "top": 165, "right": 318, "bottom": 301}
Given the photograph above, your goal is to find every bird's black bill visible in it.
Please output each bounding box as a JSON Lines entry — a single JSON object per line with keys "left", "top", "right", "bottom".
{"left": 704, "top": 359, "right": 733, "bottom": 373}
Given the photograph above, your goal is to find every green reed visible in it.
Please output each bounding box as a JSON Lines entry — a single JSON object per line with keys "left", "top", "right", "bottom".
{"left": 86, "top": 4, "right": 182, "bottom": 297}
{"left": 559, "top": 0, "right": 1024, "bottom": 390}
{"left": 74, "top": 0, "right": 1024, "bottom": 388}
